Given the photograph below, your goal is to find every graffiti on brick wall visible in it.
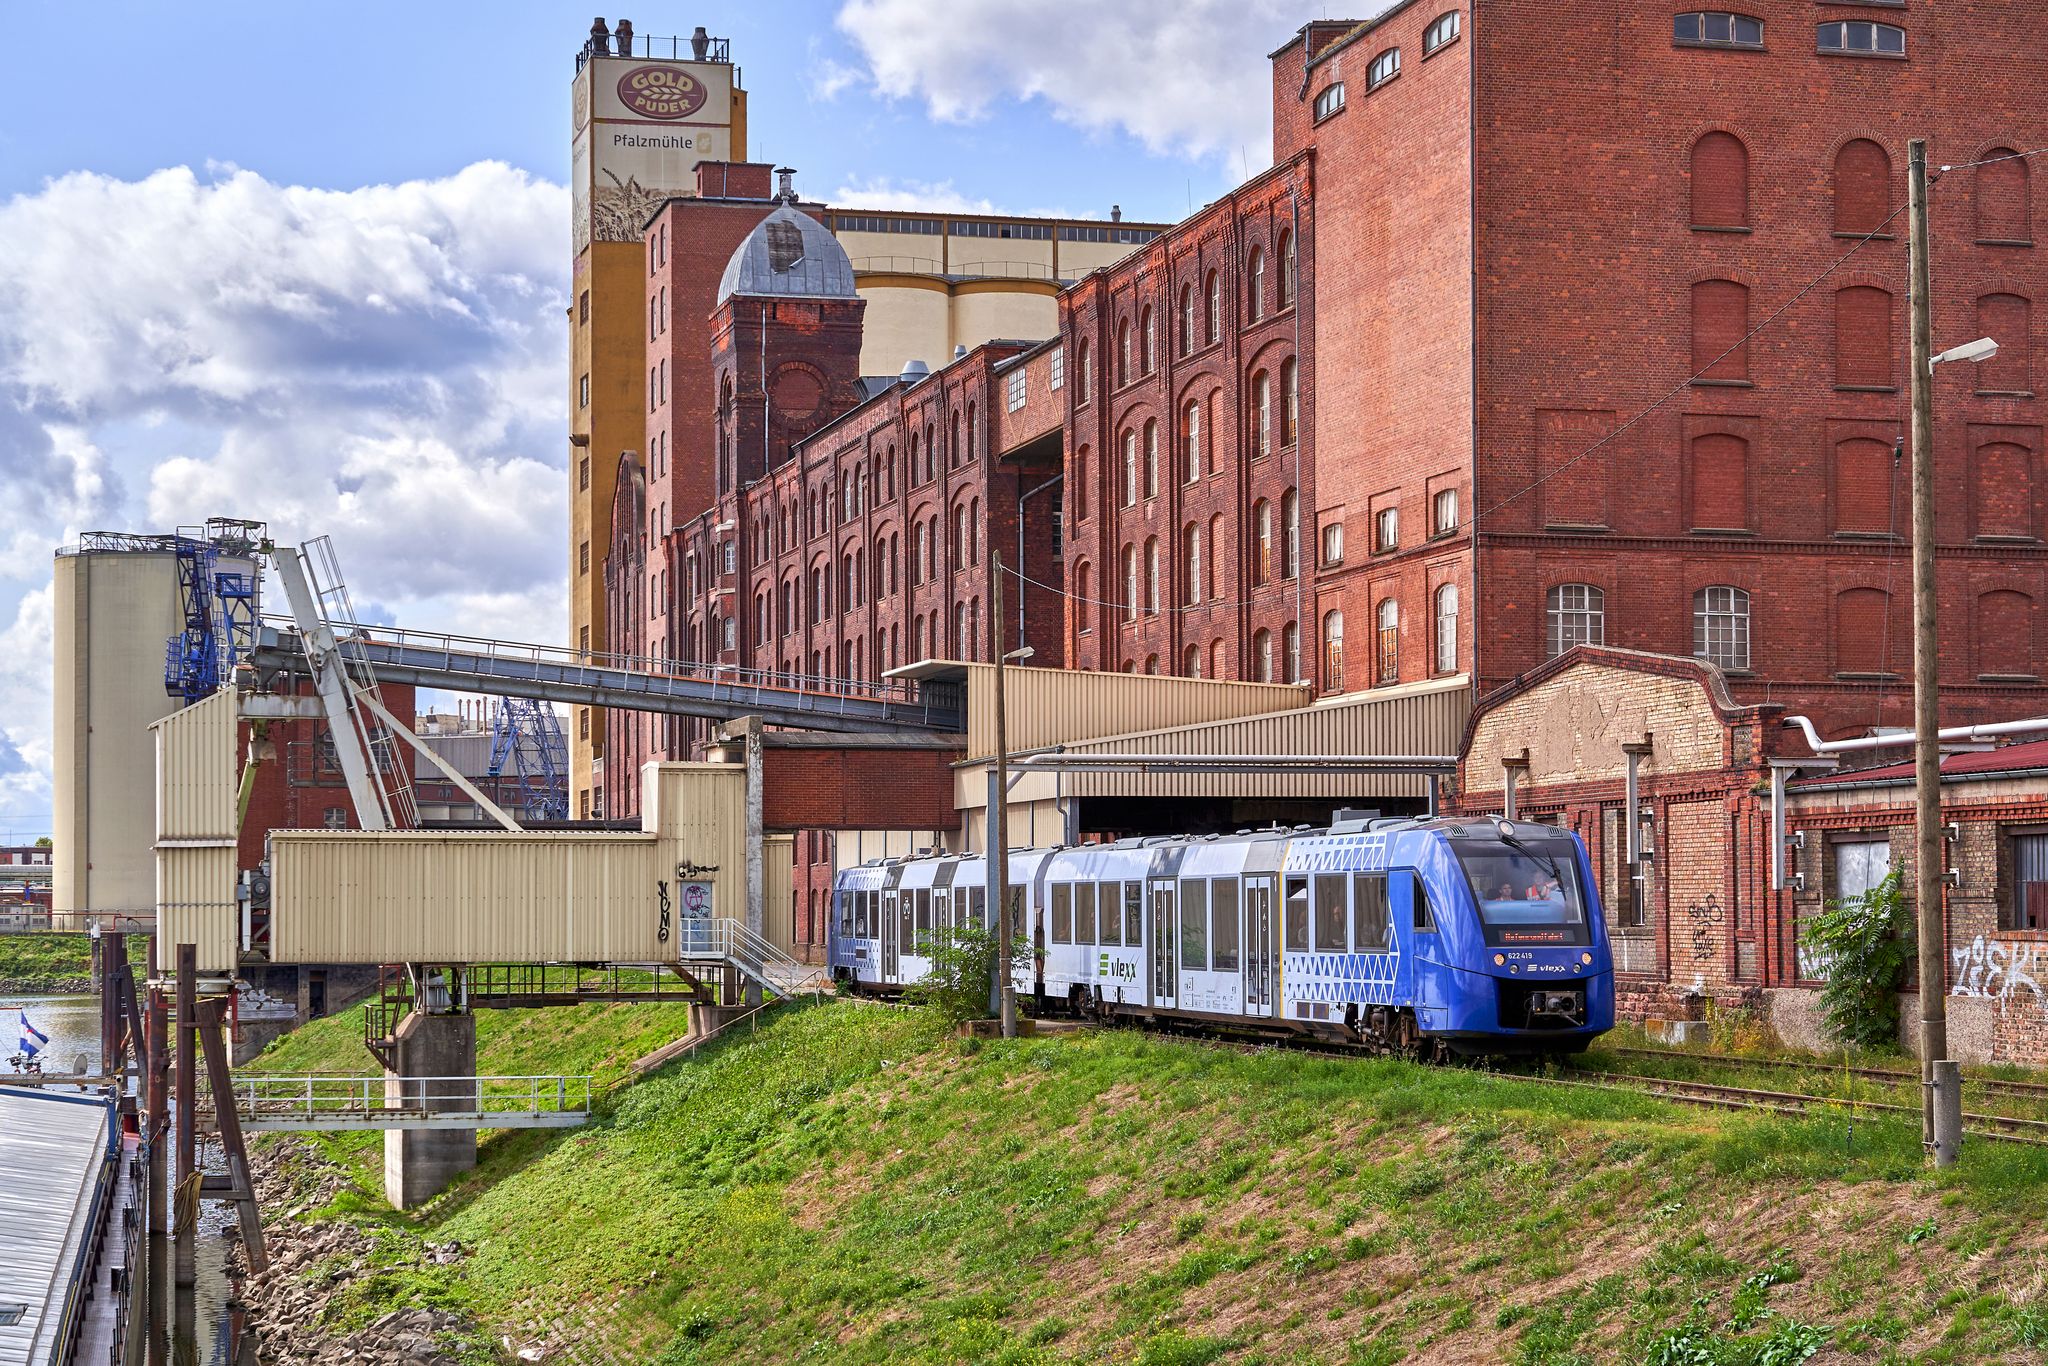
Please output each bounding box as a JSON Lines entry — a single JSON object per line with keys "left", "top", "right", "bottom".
{"left": 1951, "top": 936, "right": 2045, "bottom": 1010}
{"left": 1683, "top": 894, "right": 1724, "bottom": 963}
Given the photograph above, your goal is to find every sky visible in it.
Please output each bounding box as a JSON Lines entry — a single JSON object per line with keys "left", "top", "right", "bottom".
{"left": 0, "top": 0, "right": 1376, "bottom": 839}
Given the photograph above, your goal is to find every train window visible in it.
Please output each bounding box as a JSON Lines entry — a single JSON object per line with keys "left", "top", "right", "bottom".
{"left": 1075, "top": 883, "right": 1097, "bottom": 946}
{"left": 1008, "top": 886, "right": 1026, "bottom": 938}
{"left": 1411, "top": 872, "right": 1440, "bottom": 933}
{"left": 969, "top": 886, "right": 986, "bottom": 928}
{"left": 1285, "top": 877, "right": 1310, "bottom": 950}
{"left": 1352, "top": 873, "right": 1391, "bottom": 951}
{"left": 1313, "top": 873, "right": 1348, "bottom": 952}
{"left": 1123, "top": 883, "right": 1144, "bottom": 944}
{"left": 1211, "top": 879, "right": 1240, "bottom": 970}
{"left": 857, "top": 894, "right": 871, "bottom": 939}
{"left": 1052, "top": 883, "right": 1073, "bottom": 944}
{"left": 1099, "top": 881, "right": 1123, "bottom": 946}
{"left": 1180, "top": 879, "right": 1210, "bottom": 969}
{"left": 915, "top": 890, "right": 934, "bottom": 944}
{"left": 1453, "top": 840, "right": 1590, "bottom": 946}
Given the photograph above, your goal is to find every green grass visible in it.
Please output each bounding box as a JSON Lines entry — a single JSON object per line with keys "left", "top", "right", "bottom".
{"left": 0, "top": 932, "right": 148, "bottom": 989}
{"left": 251, "top": 1002, "right": 2048, "bottom": 1364}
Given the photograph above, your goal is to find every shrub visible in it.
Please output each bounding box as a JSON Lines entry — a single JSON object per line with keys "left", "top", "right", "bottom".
{"left": 1801, "top": 871, "right": 1913, "bottom": 1049}
{"left": 903, "top": 923, "right": 1033, "bottom": 1025}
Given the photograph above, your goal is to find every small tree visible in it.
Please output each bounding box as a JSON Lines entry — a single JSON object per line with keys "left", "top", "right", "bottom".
{"left": 904, "top": 923, "right": 1033, "bottom": 1026}
{"left": 1802, "top": 870, "right": 1913, "bottom": 1049}
{"left": 34, "top": 836, "right": 51, "bottom": 849}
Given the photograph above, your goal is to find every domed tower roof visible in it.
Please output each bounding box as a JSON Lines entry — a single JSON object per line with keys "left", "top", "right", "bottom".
{"left": 716, "top": 202, "right": 857, "bottom": 304}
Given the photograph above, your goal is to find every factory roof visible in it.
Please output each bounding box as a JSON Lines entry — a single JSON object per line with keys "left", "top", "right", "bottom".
{"left": 0, "top": 1087, "right": 118, "bottom": 1366}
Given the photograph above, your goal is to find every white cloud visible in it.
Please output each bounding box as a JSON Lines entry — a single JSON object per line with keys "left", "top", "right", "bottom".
{"left": 810, "top": 57, "right": 863, "bottom": 102}
{"left": 0, "top": 160, "right": 572, "bottom": 829}
{"left": 832, "top": 0, "right": 1389, "bottom": 166}
{"left": 831, "top": 176, "right": 1006, "bottom": 214}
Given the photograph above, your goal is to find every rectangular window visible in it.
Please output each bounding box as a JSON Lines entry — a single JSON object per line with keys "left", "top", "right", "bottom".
{"left": 1179, "top": 878, "right": 1209, "bottom": 970}
{"left": 1123, "top": 883, "right": 1143, "bottom": 944}
{"left": 578, "top": 374, "right": 590, "bottom": 409}
{"left": 579, "top": 541, "right": 590, "bottom": 575}
{"left": 1313, "top": 83, "right": 1346, "bottom": 120}
{"left": 578, "top": 455, "right": 590, "bottom": 491}
{"left": 1375, "top": 507, "right": 1399, "bottom": 553}
{"left": 1411, "top": 872, "right": 1438, "bottom": 933}
{"left": 1352, "top": 872, "right": 1391, "bottom": 951}
{"left": 1006, "top": 369, "right": 1027, "bottom": 412}
{"left": 1284, "top": 876, "right": 1309, "bottom": 951}
{"left": 2011, "top": 832, "right": 2048, "bottom": 931}
{"left": 1313, "top": 873, "right": 1347, "bottom": 952}
{"left": 1052, "top": 883, "right": 1072, "bottom": 944}
{"left": 1434, "top": 488, "right": 1460, "bottom": 536}
{"left": 915, "top": 888, "right": 934, "bottom": 944}
{"left": 1049, "top": 347, "right": 1064, "bottom": 391}
{"left": 1074, "top": 882, "right": 1096, "bottom": 946}
{"left": 578, "top": 290, "right": 590, "bottom": 325}
{"left": 1210, "top": 879, "right": 1240, "bottom": 971}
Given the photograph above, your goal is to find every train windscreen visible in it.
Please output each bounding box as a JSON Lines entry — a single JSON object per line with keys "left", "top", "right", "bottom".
{"left": 1452, "top": 837, "right": 1592, "bottom": 946}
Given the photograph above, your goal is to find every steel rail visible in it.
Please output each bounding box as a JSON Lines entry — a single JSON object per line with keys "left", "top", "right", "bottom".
{"left": 1607, "top": 1046, "right": 2048, "bottom": 1100}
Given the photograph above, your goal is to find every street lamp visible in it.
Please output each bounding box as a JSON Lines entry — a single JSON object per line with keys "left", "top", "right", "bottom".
{"left": 1930, "top": 337, "right": 1998, "bottom": 367}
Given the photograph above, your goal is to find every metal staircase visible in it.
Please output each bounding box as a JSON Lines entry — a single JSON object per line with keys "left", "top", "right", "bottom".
{"left": 675, "top": 918, "right": 827, "bottom": 1000}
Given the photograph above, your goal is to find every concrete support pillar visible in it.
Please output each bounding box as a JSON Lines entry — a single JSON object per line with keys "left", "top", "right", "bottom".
{"left": 382, "top": 1008, "right": 477, "bottom": 1209}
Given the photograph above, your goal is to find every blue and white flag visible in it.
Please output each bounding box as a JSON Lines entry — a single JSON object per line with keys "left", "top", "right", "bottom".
{"left": 17, "top": 1008, "right": 47, "bottom": 1058}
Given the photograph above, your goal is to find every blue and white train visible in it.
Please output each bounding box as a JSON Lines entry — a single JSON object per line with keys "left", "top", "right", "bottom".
{"left": 829, "top": 814, "right": 1615, "bottom": 1056}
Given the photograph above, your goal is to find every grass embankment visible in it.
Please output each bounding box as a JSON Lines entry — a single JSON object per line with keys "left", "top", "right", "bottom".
{"left": 247, "top": 999, "right": 2048, "bottom": 1364}
{"left": 0, "top": 932, "right": 148, "bottom": 991}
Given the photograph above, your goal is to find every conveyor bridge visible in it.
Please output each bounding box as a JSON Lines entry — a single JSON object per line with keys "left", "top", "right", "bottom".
{"left": 252, "top": 619, "right": 964, "bottom": 735}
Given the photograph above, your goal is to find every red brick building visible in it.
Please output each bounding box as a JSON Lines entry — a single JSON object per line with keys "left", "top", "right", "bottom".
{"left": 1274, "top": 2, "right": 2048, "bottom": 736}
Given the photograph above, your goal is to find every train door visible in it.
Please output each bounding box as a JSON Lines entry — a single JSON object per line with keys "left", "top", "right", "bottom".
{"left": 1396, "top": 869, "right": 1448, "bottom": 1025}
{"left": 932, "top": 888, "right": 951, "bottom": 946}
{"left": 1242, "top": 876, "right": 1275, "bottom": 1017}
{"left": 881, "top": 890, "right": 901, "bottom": 982}
{"left": 1149, "top": 880, "right": 1178, "bottom": 1009}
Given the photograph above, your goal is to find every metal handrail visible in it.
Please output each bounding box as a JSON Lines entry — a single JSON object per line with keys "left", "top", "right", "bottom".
{"left": 675, "top": 917, "right": 825, "bottom": 996}
{"left": 214, "top": 1074, "right": 593, "bottom": 1117}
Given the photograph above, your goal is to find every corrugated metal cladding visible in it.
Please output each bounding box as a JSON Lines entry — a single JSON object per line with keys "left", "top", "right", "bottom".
{"left": 965, "top": 664, "right": 1309, "bottom": 758}
{"left": 153, "top": 691, "right": 240, "bottom": 972}
{"left": 1056, "top": 678, "right": 1473, "bottom": 800}
{"left": 764, "top": 834, "right": 795, "bottom": 956}
{"left": 271, "top": 833, "right": 667, "bottom": 964}
{"left": 268, "top": 764, "right": 748, "bottom": 966}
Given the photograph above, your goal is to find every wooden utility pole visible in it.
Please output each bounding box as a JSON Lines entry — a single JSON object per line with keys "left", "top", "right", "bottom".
{"left": 174, "top": 944, "right": 198, "bottom": 1285}
{"left": 991, "top": 551, "right": 1017, "bottom": 1038}
{"left": 1907, "top": 138, "right": 1961, "bottom": 1167}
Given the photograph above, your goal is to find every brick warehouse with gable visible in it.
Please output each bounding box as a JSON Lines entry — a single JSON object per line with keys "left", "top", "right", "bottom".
{"left": 591, "top": 4, "right": 2048, "bottom": 975}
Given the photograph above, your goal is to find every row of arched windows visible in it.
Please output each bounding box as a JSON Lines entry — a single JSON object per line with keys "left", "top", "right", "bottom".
{"left": 1092, "top": 360, "right": 1299, "bottom": 517}
{"left": 1318, "top": 586, "right": 1462, "bottom": 693}
{"left": 1690, "top": 281, "right": 2032, "bottom": 391}
{"left": 1689, "top": 132, "right": 2032, "bottom": 244}
{"left": 1100, "top": 233, "right": 1299, "bottom": 394}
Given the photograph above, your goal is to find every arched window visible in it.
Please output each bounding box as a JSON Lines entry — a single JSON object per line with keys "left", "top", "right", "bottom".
{"left": 1833, "top": 139, "right": 1892, "bottom": 236}
{"left": 954, "top": 601, "right": 967, "bottom": 657}
{"left": 1817, "top": 21, "right": 1904, "bottom": 56}
{"left": 1693, "top": 586, "right": 1751, "bottom": 671}
{"left": 1376, "top": 598, "right": 1399, "bottom": 685}
{"left": 1691, "top": 279, "right": 1750, "bottom": 381}
{"left": 1179, "top": 285, "right": 1195, "bottom": 355}
{"left": 1976, "top": 294, "right": 2032, "bottom": 394}
{"left": 1673, "top": 12, "right": 1762, "bottom": 47}
{"left": 1976, "top": 149, "right": 2032, "bottom": 244}
{"left": 1278, "top": 230, "right": 1296, "bottom": 307}
{"left": 1545, "top": 584, "right": 1606, "bottom": 658}
{"left": 1282, "top": 488, "right": 1300, "bottom": 579}
{"left": 1281, "top": 358, "right": 1299, "bottom": 447}
{"left": 1434, "top": 583, "right": 1459, "bottom": 674}
{"left": 966, "top": 403, "right": 978, "bottom": 464}
{"left": 1145, "top": 537, "right": 1161, "bottom": 614}
{"left": 1075, "top": 563, "right": 1093, "bottom": 634}
{"left": 1252, "top": 369, "right": 1273, "bottom": 455}
{"left": 1322, "top": 610, "right": 1345, "bottom": 691}
{"left": 1143, "top": 419, "right": 1160, "bottom": 499}
{"left": 1205, "top": 271, "right": 1221, "bottom": 344}
{"left": 1252, "top": 627, "right": 1273, "bottom": 683}
{"left": 1690, "top": 131, "right": 1749, "bottom": 229}
{"left": 1283, "top": 621, "right": 1300, "bottom": 683}
{"left": 1140, "top": 307, "right": 1155, "bottom": 374}
{"left": 1833, "top": 437, "right": 1896, "bottom": 533}
{"left": 1684, "top": 432, "right": 1748, "bottom": 533}
{"left": 952, "top": 504, "right": 966, "bottom": 571}
{"left": 1253, "top": 499, "right": 1273, "bottom": 584}
{"left": 1210, "top": 638, "right": 1225, "bottom": 680}
{"left": 1183, "top": 643, "right": 1202, "bottom": 678}
{"left": 911, "top": 614, "right": 924, "bottom": 660}
{"left": 1121, "top": 545, "right": 1138, "bottom": 621}
{"left": 1121, "top": 429, "right": 1138, "bottom": 507}
{"left": 1117, "top": 319, "right": 1132, "bottom": 387}
{"left": 1207, "top": 514, "right": 1224, "bottom": 601}
{"left": 1423, "top": 10, "right": 1460, "bottom": 54}
{"left": 950, "top": 411, "right": 962, "bottom": 468}
{"left": 969, "top": 498, "right": 980, "bottom": 564}
{"left": 1078, "top": 338, "right": 1092, "bottom": 395}
{"left": 1183, "top": 522, "right": 1201, "bottom": 605}
{"left": 908, "top": 432, "right": 920, "bottom": 486}
{"left": 1835, "top": 286, "right": 1895, "bottom": 388}
{"left": 1183, "top": 398, "right": 1202, "bottom": 482}
{"left": 1074, "top": 445, "right": 1091, "bottom": 520}
{"left": 1144, "top": 654, "right": 1160, "bottom": 676}
{"left": 1836, "top": 587, "right": 1893, "bottom": 674}
{"left": 1248, "top": 249, "right": 1266, "bottom": 321}
{"left": 1367, "top": 47, "right": 1400, "bottom": 89}
{"left": 1979, "top": 591, "right": 2036, "bottom": 679}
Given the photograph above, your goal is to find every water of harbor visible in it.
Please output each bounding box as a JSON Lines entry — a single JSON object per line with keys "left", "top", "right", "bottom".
{"left": 6, "top": 990, "right": 250, "bottom": 1364}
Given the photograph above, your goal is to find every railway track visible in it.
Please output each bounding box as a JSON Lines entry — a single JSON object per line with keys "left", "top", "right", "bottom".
{"left": 1605, "top": 1046, "right": 2048, "bottom": 1102}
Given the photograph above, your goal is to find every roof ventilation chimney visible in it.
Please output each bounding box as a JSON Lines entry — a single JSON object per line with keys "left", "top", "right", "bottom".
{"left": 899, "top": 359, "right": 930, "bottom": 385}
{"left": 1111, "top": 204, "right": 1123, "bottom": 222}
{"left": 690, "top": 25, "right": 710, "bottom": 59}
{"left": 589, "top": 17, "right": 610, "bottom": 50}
{"left": 953, "top": 344, "right": 968, "bottom": 360}
{"left": 613, "top": 18, "right": 633, "bottom": 55}
{"left": 775, "top": 167, "right": 798, "bottom": 203}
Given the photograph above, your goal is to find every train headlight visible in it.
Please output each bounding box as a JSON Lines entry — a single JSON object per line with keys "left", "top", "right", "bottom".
{"left": 1581, "top": 952, "right": 1594, "bottom": 965}
{"left": 1494, "top": 953, "right": 1505, "bottom": 966}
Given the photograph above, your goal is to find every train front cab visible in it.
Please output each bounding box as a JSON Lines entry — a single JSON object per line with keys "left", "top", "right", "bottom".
{"left": 1409, "top": 822, "right": 1615, "bottom": 1055}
